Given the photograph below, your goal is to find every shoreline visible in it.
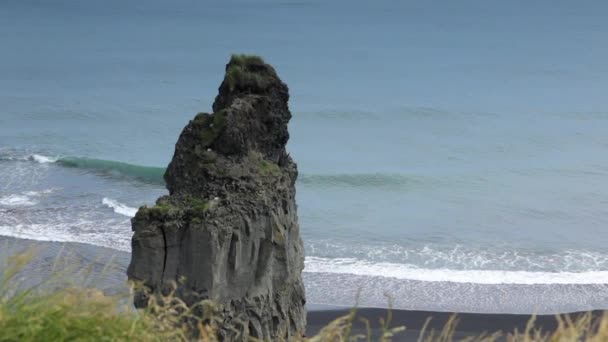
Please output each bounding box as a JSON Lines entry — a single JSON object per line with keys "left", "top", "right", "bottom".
{"left": 1, "top": 236, "right": 606, "bottom": 340}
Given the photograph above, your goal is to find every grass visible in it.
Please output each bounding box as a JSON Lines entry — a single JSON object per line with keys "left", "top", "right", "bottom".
{"left": 248, "top": 151, "right": 281, "bottom": 176}
{"left": 136, "top": 196, "right": 215, "bottom": 221}
{"left": 197, "top": 110, "right": 227, "bottom": 148}
{"left": 136, "top": 202, "right": 179, "bottom": 220}
{"left": 225, "top": 54, "right": 272, "bottom": 91}
{"left": 187, "top": 196, "right": 213, "bottom": 216}
{"left": 2, "top": 250, "right": 608, "bottom": 341}
{"left": 0, "top": 249, "right": 206, "bottom": 342}
{"left": 229, "top": 54, "right": 265, "bottom": 66}
{"left": 0, "top": 287, "right": 168, "bottom": 341}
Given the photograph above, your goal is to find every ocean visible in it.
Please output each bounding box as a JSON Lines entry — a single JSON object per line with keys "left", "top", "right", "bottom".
{"left": 2, "top": 0, "right": 608, "bottom": 313}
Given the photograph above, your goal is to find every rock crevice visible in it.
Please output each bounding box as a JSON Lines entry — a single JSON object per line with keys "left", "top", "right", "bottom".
{"left": 127, "top": 55, "right": 306, "bottom": 340}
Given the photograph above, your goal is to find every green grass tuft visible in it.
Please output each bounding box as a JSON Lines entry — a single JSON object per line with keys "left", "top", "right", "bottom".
{"left": 225, "top": 54, "right": 271, "bottom": 91}
{"left": 136, "top": 202, "right": 180, "bottom": 220}
{"left": 0, "top": 251, "right": 197, "bottom": 341}
{"left": 0, "top": 288, "right": 167, "bottom": 341}
{"left": 248, "top": 151, "right": 281, "bottom": 176}
{"left": 198, "top": 110, "right": 227, "bottom": 147}
{"left": 229, "top": 53, "right": 265, "bottom": 66}
{"left": 260, "top": 159, "right": 280, "bottom": 175}
{"left": 189, "top": 197, "right": 211, "bottom": 214}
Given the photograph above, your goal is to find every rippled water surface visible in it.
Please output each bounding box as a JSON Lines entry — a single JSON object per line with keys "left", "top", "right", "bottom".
{"left": 2, "top": 0, "right": 608, "bottom": 313}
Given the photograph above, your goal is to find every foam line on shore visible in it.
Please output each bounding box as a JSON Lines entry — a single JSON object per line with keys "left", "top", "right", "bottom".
{"left": 0, "top": 225, "right": 607, "bottom": 286}
{"left": 304, "top": 256, "right": 608, "bottom": 285}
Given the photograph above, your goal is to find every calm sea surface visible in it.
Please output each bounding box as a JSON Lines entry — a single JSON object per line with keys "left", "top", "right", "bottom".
{"left": 2, "top": 0, "right": 608, "bottom": 313}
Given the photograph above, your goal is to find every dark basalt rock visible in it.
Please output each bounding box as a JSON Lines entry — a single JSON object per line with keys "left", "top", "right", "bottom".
{"left": 127, "top": 55, "right": 306, "bottom": 341}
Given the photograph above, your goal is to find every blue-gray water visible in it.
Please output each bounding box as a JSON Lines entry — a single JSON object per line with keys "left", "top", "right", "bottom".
{"left": 2, "top": 0, "right": 608, "bottom": 313}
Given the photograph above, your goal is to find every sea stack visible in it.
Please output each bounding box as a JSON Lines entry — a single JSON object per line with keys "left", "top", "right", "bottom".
{"left": 127, "top": 55, "right": 306, "bottom": 340}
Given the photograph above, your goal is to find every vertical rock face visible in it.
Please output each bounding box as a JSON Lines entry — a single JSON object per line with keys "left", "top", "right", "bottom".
{"left": 127, "top": 55, "right": 306, "bottom": 340}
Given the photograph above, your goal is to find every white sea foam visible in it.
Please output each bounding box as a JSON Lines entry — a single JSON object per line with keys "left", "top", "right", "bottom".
{"left": 0, "top": 189, "right": 53, "bottom": 207}
{"left": 306, "top": 241, "right": 608, "bottom": 273}
{"left": 102, "top": 197, "right": 138, "bottom": 217}
{"left": 303, "top": 257, "right": 608, "bottom": 285}
{"left": 0, "top": 222, "right": 131, "bottom": 252}
{"left": 29, "top": 154, "right": 57, "bottom": 164}
{"left": 0, "top": 194, "right": 37, "bottom": 206}
{"left": 22, "top": 189, "right": 54, "bottom": 196}
{"left": 0, "top": 224, "right": 77, "bottom": 244}
{"left": 1, "top": 220, "right": 607, "bottom": 286}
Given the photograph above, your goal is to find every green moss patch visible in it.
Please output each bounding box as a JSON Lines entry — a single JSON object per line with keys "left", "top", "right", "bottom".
{"left": 198, "top": 110, "right": 227, "bottom": 147}
{"left": 260, "top": 159, "right": 280, "bottom": 175}
{"left": 136, "top": 197, "right": 217, "bottom": 221}
{"left": 136, "top": 203, "right": 180, "bottom": 220}
{"left": 248, "top": 151, "right": 281, "bottom": 176}
{"left": 189, "top": 197, "right": 211, "bottom": 214}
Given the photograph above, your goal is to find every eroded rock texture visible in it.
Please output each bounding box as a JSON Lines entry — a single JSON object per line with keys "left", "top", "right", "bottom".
{"left": 127, "top": 55, "right": 306, "bottom": 341}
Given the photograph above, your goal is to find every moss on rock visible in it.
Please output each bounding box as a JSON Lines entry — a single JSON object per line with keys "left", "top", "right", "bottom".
{"left": 135, "top": 201, "right": 182, "bottom": 221}
{"left": 189, "top": 197, "right": 211, "bottom": 214}
{"left": 248, "top": 151, "right": 281, "bottom": 176}
{"left": 198, "top": 110, "right": 227, "bottom": 147}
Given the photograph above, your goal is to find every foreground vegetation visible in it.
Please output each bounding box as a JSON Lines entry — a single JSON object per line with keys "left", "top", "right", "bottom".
{"left": 1, "top": 250, "right": 607, "bottom": 341}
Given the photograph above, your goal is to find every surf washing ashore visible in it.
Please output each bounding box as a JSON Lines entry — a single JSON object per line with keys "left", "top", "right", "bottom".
{"left": 1, "top": 151, "right": 608, "bottom": 315}
{"left": 1, "top": 235, "right": 604, "bottom": 340}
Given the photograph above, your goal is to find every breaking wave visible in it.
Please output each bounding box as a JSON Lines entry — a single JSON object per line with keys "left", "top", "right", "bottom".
{"left": 56, "top": 157, "right": 166, "bottom": 184}
{"left": 29, "top": 154, "right": 57, "bottom": 164}
{"left": 11, "top": 153, "right": 430, "bottom": 189}
{"left": 305, "top": 241, "right": 608, "bottom": 273}
{"left": 102, "top": 197, "right": 138, "bottom": 217}
{"left": 304, "top": 257, "right": 608, "bottom": 285}
{"left": 1, "top": 216, "right": 607, "bottom": 286}
{"left": 16, "top": 153, "right": 166, "bottom": 184}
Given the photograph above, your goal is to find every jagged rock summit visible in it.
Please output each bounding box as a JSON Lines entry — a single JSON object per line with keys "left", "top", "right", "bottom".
{"left": 127, "top": 55, "right": 306, "bottom": 340}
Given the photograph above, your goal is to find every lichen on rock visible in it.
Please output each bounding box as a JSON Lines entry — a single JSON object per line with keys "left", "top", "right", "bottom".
{"left": 127, "top": 54, "right": 306, "bottom": 341}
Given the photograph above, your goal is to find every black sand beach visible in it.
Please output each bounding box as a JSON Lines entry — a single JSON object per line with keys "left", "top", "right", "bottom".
{"left": 305, "top": 308, "right": 606, "bottom": 340}
{"left": 1, "top": 236, "right": 603, "bottom": 341}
